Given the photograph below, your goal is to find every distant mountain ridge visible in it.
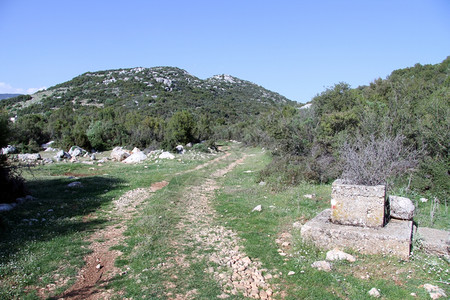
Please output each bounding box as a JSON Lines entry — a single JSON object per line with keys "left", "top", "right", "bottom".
{"left": 0, "top": 93, "right": 22, "bottom": 100}
{"left": 2, "top": 67, "right": 295, "bottom": 121}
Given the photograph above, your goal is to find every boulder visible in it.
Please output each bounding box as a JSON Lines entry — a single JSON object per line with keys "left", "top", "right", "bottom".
{"left": 389, "top": 195, "right": 415, "bottom": 220}
{"left": 69, "top": 146, "right": 87, "bottom": 157}
{"left": 175, "top": 145, "right": 185, "bottom": 154}
{"left": 0, "top": 203, "right": 15, "bottom": 212}
{"left": 110, "top": 147, "right": 130, "bottom": 161}
{"left": 18, "top": 153, "right": 41, "bottom": 162}
{"left": 132, "top": 147, "right": 141, "bottom": 154}
{"left": 55, "top": 150, "right": 71, "bottom": 159}
{"left": 123, "top": 151, "right": 147, "bottom": 164}
{"left": 1, "top": 145, "right": 17, "bottom": 154}
{"left": 159, "top": 151, "right": 175, "bottom": 159}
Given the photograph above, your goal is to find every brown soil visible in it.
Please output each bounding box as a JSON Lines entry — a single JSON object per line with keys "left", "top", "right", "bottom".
{"left": 56, "top": 182, "right": 168, "bottom": 300}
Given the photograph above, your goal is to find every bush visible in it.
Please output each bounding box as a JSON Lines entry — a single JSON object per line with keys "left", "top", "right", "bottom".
{"left": 339, "top": 134, "right": 421, "bottom": 186}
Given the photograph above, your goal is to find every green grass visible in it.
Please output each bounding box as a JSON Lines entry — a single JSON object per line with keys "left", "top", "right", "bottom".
{"left": 0, "top": 151, "right": 217, "bottom": 299}
{"left": 0, "top": 145, "right": 448, "bottom": 299}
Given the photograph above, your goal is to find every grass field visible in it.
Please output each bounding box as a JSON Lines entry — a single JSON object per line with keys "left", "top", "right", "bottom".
{"left": 0, "top": 144, "right": 448, "bottom": 299}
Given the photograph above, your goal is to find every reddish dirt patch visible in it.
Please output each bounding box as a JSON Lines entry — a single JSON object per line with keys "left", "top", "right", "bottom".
{"left": 57, "top": 181, "right": 168, "bottom": 300}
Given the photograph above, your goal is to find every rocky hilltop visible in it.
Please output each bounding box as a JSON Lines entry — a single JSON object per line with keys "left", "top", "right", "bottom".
{"left": 3, "top": 67, "right": 295, "bottom": 121}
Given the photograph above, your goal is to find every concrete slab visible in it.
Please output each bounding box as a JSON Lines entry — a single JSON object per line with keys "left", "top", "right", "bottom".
{"left": 415, "top": 227, "right": 449, "bottom": 257}
{"left": 301, "top": 209, "right": 413, "bottom": 259}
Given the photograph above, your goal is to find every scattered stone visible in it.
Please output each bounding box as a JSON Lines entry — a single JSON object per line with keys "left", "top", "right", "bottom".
{"left": 420, "top": 197, "right": 428, "bottom": 203}
{"left": 41, "top": 141, "right": 55, "bottom": 149}
{"left": 389, "top": 195, "right": 415, "bottom": 220}
{"left": 91, "top": 154, "right": 97, "bottom": 160}
{"left": 96, "top": 263, "right": 102, "bottom": 269}
{"left": 368, "top": 287, "right": 381, "bottom": 298}
{"left": 252, "top": 205, "right": 262, "bottom": 212}
{"left": 175, "top": 145, "right": 185, "bottom": 154}
{"left": 423, "top": 284, "right": 447, "bottom": 299}
{"left": 110, "top": 147, "right": 131, "bottom": 161}
{"left": 0, "top": 203, "right": 15, "bottom": 212}
{"left": 281, "top": 242, "right": 290, "bottom": 247}
{"left": 243, "top": 170, "right": 253, "bottom": 173}
{"left": 410, "top": 292, "right": 417, "bottom": 297}
{"left": 43, "top": 157, "right": 53, "bottom": 164}
{"left": 259, "top": 181, "right": 266, "bottom": 186}
{"left": 67, "top": 182, "right": 83, "bottom": 188}
{"left": 123, "top": 151, "right": 147, "bottom": 164}
{"left": 311, "top": 260, "right": 332, "bottom": 272}
{"left": 1, "top": 145, "right": 17, "bottom": 154}
{"left": 303, "top": 194, "right": 315, "bottom": 199}
{"left": 159, "top": 151, "right": 175, "bottom": 159}
{"left": 326, "top": 249, "right": 356, "bottom": 262}
{"left": 55, "top": 150, "right": 71, "bottom": 159}
{"left": 69, "top": 146, "right": 87, "bottom": 157}
{"left": 287, "top": 271, "right": 295, "bottom": 276}
{"left": 18, "top": 153, "right": 41, "bottom": 162}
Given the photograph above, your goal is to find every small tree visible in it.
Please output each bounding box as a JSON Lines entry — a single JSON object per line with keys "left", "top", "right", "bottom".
{"left": 339, "top": 134, "right": 421, "bottom": 186}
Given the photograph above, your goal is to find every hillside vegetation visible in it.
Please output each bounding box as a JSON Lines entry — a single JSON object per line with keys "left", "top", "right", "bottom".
{"left": 1, "top": 58, "right": 449, "bottom": 200}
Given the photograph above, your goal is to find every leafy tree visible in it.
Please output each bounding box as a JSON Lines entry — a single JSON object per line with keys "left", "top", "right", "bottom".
{"left": 163, "top": 111, "right": 195, "bottom": 150}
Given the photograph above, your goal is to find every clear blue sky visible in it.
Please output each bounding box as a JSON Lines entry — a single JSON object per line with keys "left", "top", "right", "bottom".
{"left": 0, "top": 0, "right": 449, "bottom": 103}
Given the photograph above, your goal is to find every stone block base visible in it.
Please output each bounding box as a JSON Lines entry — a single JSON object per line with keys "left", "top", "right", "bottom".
{"left": 301, "top": 209, "right": 413, "bottom": 259}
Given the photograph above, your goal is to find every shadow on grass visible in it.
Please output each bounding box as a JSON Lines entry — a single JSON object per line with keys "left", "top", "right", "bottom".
{"left": 0, "top": 175, "right": 126, "bottom": 263}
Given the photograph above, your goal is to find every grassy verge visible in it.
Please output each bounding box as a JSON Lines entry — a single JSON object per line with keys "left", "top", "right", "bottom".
{"left": 212, "top": 147, "right": 449, "bottom": 299}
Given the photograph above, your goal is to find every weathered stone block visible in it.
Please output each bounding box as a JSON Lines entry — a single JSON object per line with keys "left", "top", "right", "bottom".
{"left": 301, "top": 209, "right": 413, "bottom": 259}
{"left": 415, "top": 227, "right": 449, "bottom": 256}
{"left": 331, "top": 179, "right": 387, "bottom": 228}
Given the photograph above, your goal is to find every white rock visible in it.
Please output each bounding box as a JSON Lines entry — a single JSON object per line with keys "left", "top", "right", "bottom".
{"left": 326, "top": 249, "right": 356, "bottom": 262}
{"left": 259, "top": 181, "right": 267, "bottom": 186}
{"left": 41, "top": 141, "right": 55, "bottom": 149}
{"left": 123, "top": 151, "right": 147, "bottom": 164}
{"left": 175, "top": 145, "right": 184, "bottom": 154}
{"left": 420, "top": 197, "right": 428, "bottom": 203}
{"left": 287, "top": 271, "right": 295, "bottom": 276}
{"left": 311, "top": 261, "right": 332, "bottom": 272}
{"left": 252, "top": 205, "right": 262, "bottom": 212}
{"left": 423, "top": 284, "right": 447, "bottom": 299}
{"left": 368, "top": 287, "right": 380, "bottom": 298}
{"left": 0, "top": 204, "right": 14, "bottom": 212}
{"left": 18, "top": 153, "right": 41, "bottom": 162}
{"left": 110, "top": 147, "right": 130, "bottom": 161}
{"left": 303, "top": 194, "right": 315, "bottom": 199}
{"left": 159, "top": 151, "right": 175, "bottom": 159}
{"left": 132, "top": 147, "right": 141, "bottom": 154}
{"left": 69, "top": 146, "right": 87, "bottom": 157}
{"left": 389, "top": 195, "right": 415, "bottom": 220}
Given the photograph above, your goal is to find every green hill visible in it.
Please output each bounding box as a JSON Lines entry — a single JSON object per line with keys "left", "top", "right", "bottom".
{"left": 2, "top": 67, "right": 295, "bottom": 121}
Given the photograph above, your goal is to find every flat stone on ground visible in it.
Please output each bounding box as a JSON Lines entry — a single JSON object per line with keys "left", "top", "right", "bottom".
{"left": 415, "top": 227, "right": 449, "bottom": 256}
{"left": 301, "top": 209, "right": 413, "bottom": 259}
